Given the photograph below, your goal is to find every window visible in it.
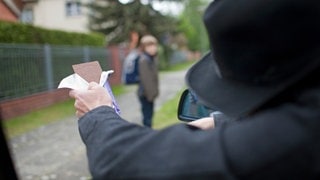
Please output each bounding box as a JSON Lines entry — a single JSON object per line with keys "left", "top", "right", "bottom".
{"left": 66, "top": 1, "right": 82, "bottom": 16}
{"left": 20, "top": 9, "right": 34, "bottom": 23}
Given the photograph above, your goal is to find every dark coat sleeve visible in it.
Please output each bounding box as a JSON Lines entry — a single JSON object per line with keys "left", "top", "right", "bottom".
{"left": 78, "top": 104, "right": 317, "bottom": 180}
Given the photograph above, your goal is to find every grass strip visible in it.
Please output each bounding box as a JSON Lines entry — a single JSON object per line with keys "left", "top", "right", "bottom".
{"left": 153, "top": 89, "right": 185, "bottom": 129}
{"left": 3, "top": 99, "right": 75, "bottom": 138}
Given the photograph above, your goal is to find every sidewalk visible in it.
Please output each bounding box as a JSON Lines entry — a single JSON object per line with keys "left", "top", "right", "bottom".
{"left": 9, "top": 69, "right": 187, "bottom": 180}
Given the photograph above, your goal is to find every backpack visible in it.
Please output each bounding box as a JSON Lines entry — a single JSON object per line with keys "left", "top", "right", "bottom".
{"left": 122, "top": 49, "right": 140, "bottom": 84}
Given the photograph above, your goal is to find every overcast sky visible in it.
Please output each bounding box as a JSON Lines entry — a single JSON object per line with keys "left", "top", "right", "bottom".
{"left": 152, "top": 1, "right": 184, "bottom": 16}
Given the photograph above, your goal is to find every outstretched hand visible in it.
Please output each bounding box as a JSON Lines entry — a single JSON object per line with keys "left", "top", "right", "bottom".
{"left": 188, "top": 117, "right": 215, "bottom": 130}
{"left": 69, "top": 82, "right": 113, "bottom": 118}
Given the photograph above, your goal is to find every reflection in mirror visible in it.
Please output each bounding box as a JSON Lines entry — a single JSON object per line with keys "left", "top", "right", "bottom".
{"left": 177, "top": 89, "right": 214, "bottom": 122}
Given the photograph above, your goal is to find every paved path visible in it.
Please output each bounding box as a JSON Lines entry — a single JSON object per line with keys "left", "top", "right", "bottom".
{"left": 9, "top": 70, "right": 187, "bottom": 180}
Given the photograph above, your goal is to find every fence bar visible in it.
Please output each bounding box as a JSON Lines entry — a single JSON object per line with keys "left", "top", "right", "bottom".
{"left": 83, "top": 46, "right": 90, "bottom": 62}
{"left": 44, "top": 44, "right": 54, "bottom": 90}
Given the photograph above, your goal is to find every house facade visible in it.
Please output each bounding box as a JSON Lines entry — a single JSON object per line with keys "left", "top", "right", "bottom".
{"left": 22, "top": 0, "right": 91, "bottom": 33}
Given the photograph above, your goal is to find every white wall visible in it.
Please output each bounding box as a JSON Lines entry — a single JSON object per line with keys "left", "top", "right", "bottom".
{"left": 32, "top": 0, "right": 90, "bottom": 33}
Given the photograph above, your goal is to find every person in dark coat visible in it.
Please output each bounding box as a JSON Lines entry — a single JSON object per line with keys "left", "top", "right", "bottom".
{"left": 137, "top": 35, "right": 159, "bottom": 127}
{"left": 69, "top": 0, "right": 320, "bottom": 179}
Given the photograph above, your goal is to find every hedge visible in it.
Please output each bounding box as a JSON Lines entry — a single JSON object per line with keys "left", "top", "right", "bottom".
{"left": 0, "top": 21, "right": 105, "bottom": 46}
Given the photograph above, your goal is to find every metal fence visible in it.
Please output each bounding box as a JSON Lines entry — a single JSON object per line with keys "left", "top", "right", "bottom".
{"left": 0, "top": 43, "right": 111, "bottom": 101}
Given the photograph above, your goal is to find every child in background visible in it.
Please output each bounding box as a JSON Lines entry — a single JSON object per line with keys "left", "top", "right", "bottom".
{"left": 137, "top": 35, "right": 159, "bottom": 128}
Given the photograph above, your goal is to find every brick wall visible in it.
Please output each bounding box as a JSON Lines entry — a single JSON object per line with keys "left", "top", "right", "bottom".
{"left": 0, "top": 89, "right": 70, "bottom": 120}
{"left": 108, "top": 45, "right": 124, "bottom": 85}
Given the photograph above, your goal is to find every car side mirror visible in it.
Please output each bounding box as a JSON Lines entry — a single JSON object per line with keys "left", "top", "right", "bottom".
{"left": 177, "top": 89, "right": 214, "bottom": 122}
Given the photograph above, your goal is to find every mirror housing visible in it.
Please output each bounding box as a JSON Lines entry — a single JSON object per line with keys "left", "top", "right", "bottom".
{"left": 177, "top": 89, "right": 214, "bottom": 122}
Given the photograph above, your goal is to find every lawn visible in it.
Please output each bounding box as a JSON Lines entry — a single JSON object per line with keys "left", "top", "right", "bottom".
{"left": 153, "top": 89, "right": 185, "bottom": 129}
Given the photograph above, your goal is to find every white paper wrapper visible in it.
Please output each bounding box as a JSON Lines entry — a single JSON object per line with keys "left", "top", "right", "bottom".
{"left": 58, "top": 70, "right": 114, "bottom": 90}
{"left": 58, "top": 73, "right": 89, "bottom": 90}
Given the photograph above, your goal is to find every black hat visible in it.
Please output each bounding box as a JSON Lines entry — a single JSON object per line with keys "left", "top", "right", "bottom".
{"left": 186, "top": 0, "right": 320, "bottom": 118}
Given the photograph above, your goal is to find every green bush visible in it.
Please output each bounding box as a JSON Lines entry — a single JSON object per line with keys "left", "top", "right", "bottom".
{"left": 0, "top": 21, "right": 105, "bottom": 46}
